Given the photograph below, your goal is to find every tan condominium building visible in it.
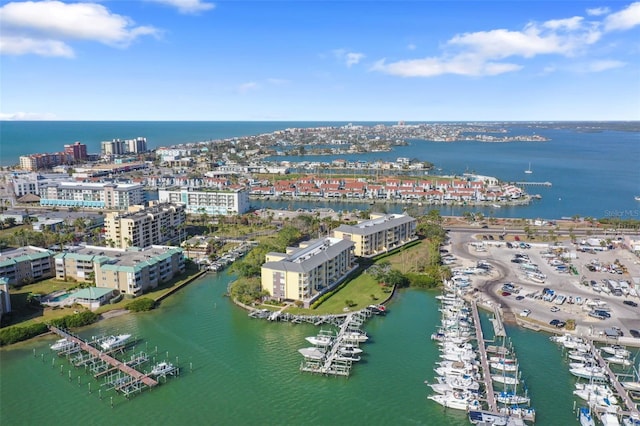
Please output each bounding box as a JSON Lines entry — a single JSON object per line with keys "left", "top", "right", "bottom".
{"left": 333, "top": 213, "right": 417, "bottom": 257}
{"left": 55, "top": 245, "right": 184, "bottom": 296}
{"left": 261, "top": 237, "right": 356, "bottom": 304}
{"left": 158, "top": 187, "right": 249, "bottom": 215}
{"left": 39, "top": 181, "right": 145, "bottom": 210}
{"left": 0, "top": 246, "right": 54, "bottom": 285}
{"left": 104, "top": 203, "right": 186, "bottom": 248}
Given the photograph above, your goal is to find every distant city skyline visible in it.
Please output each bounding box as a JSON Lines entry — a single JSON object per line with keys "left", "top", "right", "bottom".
{"left": 0, "top": 1, "right": 639, "bottom": 121}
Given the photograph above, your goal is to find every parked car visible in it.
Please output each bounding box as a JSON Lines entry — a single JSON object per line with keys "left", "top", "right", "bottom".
{"left": 630, "top": 329, "right": 640, "bottom": 338}
{"left": 550, "top": 306, "right": 560, "bottom": 312}
{"left": 549, "top": 319, "right": 561, "bottom": 326}
{"left": 519, "top": 309, "right": 531, "bottom": 317}
{"left": 623, "top": 300, "right": 638, "bottom": 307}
{"left": 515, "top": 295, "right": 525, "bottom": 301}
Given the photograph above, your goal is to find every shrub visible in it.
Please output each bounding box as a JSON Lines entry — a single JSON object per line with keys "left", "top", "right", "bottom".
{"left": 125, "top": 298, "right": 156, "bottom": 312}
{"left": 0, "top": 323, "right": 48, "bottom": 346}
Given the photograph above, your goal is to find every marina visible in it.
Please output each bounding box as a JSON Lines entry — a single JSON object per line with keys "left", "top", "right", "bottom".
{"left": 46, "top": 325, "right": 183, "bottom": 398}
{"left": 297, "top": 306, "right": 383, "bottom": 377}
{"left": 428, "top": 284, "right": 537, "bottom": 425}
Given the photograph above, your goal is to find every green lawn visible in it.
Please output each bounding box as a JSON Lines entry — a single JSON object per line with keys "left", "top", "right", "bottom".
{"left": 5, "top": 263, "right": 203, "bottom": 327}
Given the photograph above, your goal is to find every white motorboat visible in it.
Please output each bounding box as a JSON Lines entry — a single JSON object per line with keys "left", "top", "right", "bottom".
{"left": 606, "top": 355, "right": 632, "bottom": 367}
{"left": 621, "top": 381, "right": 640, "bottom": 391}
{"left": 341, "top": 331, "right": 368, "bottom": 343}
{"left": 298, "top": 347, "right": 326, "bottom": 360}
{"left": 601, "top": 412, "right": 621, "bottom": 426}
{"left": 440, "top": 351, "right": 477, "bottom": 363}
{"left": 601, "top": 345, "right": 631, "bottom": 358}
{"left": 428, "top": 391, "right": 480, "bottom": 411}
{"left": 150, "top": 361, "right": 176, "bottom": 377}
{"left": 435, "top": 365, "right": 478, "bottom": 377}
{"left": 335, "top": 354, "right": 361, "bottom": 362}
{"left": 574, "top": 383, "right": 619, "bottom": 408}
{"left": 50, "top": 338, "right": 75, "bottom": 351}
{"left": 305, "top": 330, "right": 335, "bottom": 347}
{"left": 338, "top": 345, "right": 363, "bottom": 356}
{"left": 468, "top": 410, "right": 510, "bottom": 425}
{"left": 489, "top": 356, "right": 516, "bottom": 365}
{"left": 430, "top": 376, "right": 480, "bottom": 393}
{"left": 579, "top": 407, "right": 596, "bottom": 426}
{"left": 570, "top": 366, "right": 607, "bottom": 380}
{"left": 496, "top": 391, "right": 530, "bottom": 405}
{"left": 492, "top": 375, "right": 519, "bottom": 385}
{"left": 99, "top": 334, "right": 132, "bottom": 351}
{"left": 490, "top": 361, "right": 518, "bottom": 372}
{"left": 435, "top": 374, "right": 479, "bottom": 389}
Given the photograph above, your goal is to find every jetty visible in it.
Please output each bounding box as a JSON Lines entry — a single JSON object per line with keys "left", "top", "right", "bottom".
{"left": 471, "top": 301, "right": 497, "bottom": 412}
{"left": 590, "top": 343, "right": 640, "bottom": 418}
{"left": 299, "top": 307, "right": 382, "bottom": 377}
{"left": 514, "top": 181, "right": 552, "bottom": 186}
{"left": 48, "top": 326, "right": 158, "bottom": 389}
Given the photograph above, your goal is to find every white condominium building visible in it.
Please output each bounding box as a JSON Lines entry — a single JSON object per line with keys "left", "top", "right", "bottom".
{"left": 104, "top": 203, "right": 186, "bottom": 249}
{"left": 261, "top": 237, "right": 356, "bottom": 303}
{"left": 54, "top": 245, "right": 184, "bottom": 296}
{"left": 333, "top": 213, "right": 417, "bottom": 257}
{"left": 158, "top": 188, "right": 250, "bottom": 215}
{"left": 39, "top": 181, "right": 145, "bottom": 210}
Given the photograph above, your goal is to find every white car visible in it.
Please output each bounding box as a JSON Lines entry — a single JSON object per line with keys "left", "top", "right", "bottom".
{"left": 519, "top": 309, "right": 531, "bottom": 317}
{"left": 550, "top": 306, "right": 560, "bottom": 312}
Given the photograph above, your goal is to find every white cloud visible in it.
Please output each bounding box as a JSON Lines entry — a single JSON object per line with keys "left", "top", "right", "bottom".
{"left": 604, "top": 1, "right": 640, "bottom": 31}
{"left": 407, "top": 43, "right": 417, "bottom": 51}
{"left": 147, "top": 0, "right": 215, "bottom": 14}
{"left": 372, "top": 55, "right": 522, "bottom": 77}
{"left": 587, "top": 7, "right": 610, "bottom": 16}
{"left": 0, "top": 111, "right": 57, "bottom": 120}
{"left": 0, "top": 1, "right": 158, "bottom": 57}
{"left": 0, "top": 36, "right": 74, "bottom": 58}
{"left": 237, "top": 82, "right": 259, "bottom": 93}
{"left": 374, "top": 9, "right": 611, "bottom": 78}
{"left": 333, "top": 49, "right": 365, "bottom": 67}
{"left": 543, "top": 16, "right": 584, "bottom": 31}
{"left": 584, "top": 59, "right": 626, "bottom": 71}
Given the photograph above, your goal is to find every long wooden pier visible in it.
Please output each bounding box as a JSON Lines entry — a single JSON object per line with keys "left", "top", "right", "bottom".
{"left": 590, "top": 343, "right": 640, "bottom": 417}
{"left": 49, "top": 326, "right": 158, "bottom": 388}
{"left": 470, "top": 301, "right": 496, "bottom": 412}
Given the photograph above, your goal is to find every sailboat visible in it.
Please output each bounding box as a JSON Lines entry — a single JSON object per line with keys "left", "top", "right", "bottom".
{"left": 525, "top": 163, "right": 533, "bottom": 174}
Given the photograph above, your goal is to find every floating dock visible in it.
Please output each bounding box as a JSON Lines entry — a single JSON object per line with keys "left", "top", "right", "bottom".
{"left": 471, "top": 301, "right": 497, "bottom": 412}
{"left": 590, "top": 343, "right": 640, "bottom": 418}
{"left": 48, "top": 326, "right": 158, "bottom": 390}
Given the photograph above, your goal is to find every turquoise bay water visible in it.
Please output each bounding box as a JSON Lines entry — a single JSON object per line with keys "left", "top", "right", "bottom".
{"left": 2, "top": 121, "right": 638, "bottom": 219}
{"left": 1, "top": 272, "right": 582, "bottom": 425}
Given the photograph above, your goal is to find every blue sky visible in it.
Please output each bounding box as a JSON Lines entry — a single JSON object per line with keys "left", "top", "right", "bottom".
{"left": 0, "top": 0, "right": 639, "bottom": 121}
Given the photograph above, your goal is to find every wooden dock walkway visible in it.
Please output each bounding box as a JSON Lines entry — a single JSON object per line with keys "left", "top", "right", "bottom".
{"left": 591, "top": 343, "right": 640, "bottom": 417}
{"left": 470, "top": 301, "right": 496, "bottom": 412}
{"left": 49, "top": 326, "right": 158, "bottom": 388}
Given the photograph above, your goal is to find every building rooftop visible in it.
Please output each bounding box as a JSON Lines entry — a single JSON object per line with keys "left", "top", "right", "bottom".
{"left": 262, "top": 237, "right": 354, "bottom": 274}
{"left": 0, "top": 246, "right": 52, "bottom": 268}
{"left": 334, "top": 213, "right": 415, "bottom": 235}
{"left": 56, "top": 245, "right": 182, "bottom": 272}
{"left": 72, "top": 287, "right": 114, "bottom": 300}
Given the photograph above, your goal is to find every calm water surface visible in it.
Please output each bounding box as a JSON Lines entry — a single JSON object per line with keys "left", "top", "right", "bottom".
{"left": 1, "top": 272, "right": 587, "bottom": 425}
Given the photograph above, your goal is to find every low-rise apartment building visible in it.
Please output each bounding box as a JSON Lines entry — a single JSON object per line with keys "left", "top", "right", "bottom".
{"left": 158, "top": 187, "right": 250, "bottom": 215}
{"left": 0, "top": 246, "right": 55, "bottom": 285}
{"left": 104, "top": 203, "right": 186, "bottom": 248}
{"left": 261, "top": 237, "right": 356, "bottom": 304}
{"left": 54, "top": 245, "right": 184, "bottom": 296}
{"left": 333, "top": 213, "right": 417, "bottom": 257}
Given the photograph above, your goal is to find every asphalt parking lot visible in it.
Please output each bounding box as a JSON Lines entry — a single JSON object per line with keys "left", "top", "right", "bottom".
{"left": 447, "top": 231, "right": 640, "bottom": 344}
